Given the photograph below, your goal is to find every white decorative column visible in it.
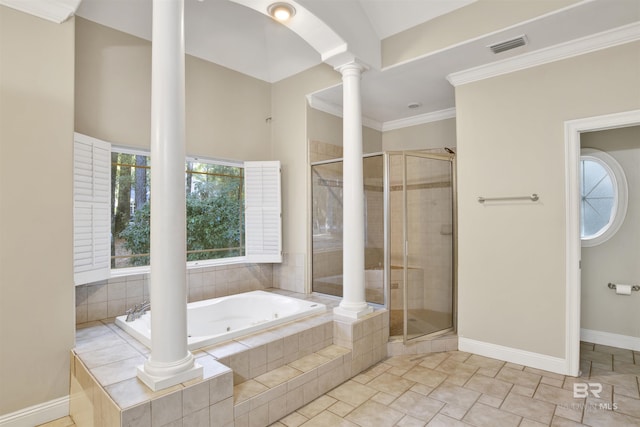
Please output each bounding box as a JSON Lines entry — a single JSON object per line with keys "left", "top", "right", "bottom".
{"left": 334, "top": 61, "right": 373, "bottom": 319}
{"left": 137, "top": 0, "right": 202, "bottom": 391}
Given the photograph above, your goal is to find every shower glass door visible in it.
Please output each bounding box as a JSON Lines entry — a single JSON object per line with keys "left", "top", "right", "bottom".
{"left": 311, "top": 155, "right": 385, "bottom": 305}
{"left": 388, "top": 151, "right": 455, "bottom": 342}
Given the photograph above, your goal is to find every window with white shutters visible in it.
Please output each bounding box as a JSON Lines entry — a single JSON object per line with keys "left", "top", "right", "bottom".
{"left": 74, "top": 133, "right": 111, "bottom": 285}
{"left": 73, "top": 134, "right": 283, "bottom": 283}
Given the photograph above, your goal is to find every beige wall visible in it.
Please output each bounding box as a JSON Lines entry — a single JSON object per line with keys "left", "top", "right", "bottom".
{"left": 382, "top": 118, "right": 457, "bottom": 151}
{"left": 382, "top": 0, "right": 579, "bottom": 68}
{"left": 75, "top": 18, "right": 271, "bottom": 161}
{"left": 580, "top": 126, "right": 640, "bottom": 338}
{"left": 307, "top": 107, "right": 343, "bottom": 149}
{"left": 271, "top": 65, "right": 341, "bottom": 292}
{"left": 307, "top": 106, "right": 383, "bottom": 154}
{"left": 0, "top": 7, "right": 76, "bottom": 415}
{"left": 456, "top": 42, "right": 640, "bottom": 358}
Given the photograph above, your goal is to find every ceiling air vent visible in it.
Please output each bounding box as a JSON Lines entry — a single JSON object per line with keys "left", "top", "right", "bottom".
{"left": 488, "top": 35, "right": 528, "bottom": 54}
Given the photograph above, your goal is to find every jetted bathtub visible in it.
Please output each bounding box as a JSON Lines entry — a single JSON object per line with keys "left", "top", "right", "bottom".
{"left": 115, "top": 290, "right": 326, "bottom": 350}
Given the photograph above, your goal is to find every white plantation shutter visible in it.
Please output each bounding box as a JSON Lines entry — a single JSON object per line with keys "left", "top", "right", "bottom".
{"left": 74, "top": 133, "right": 111, "bottom": 285}
{"left": 244, "top": 161, "right": 282, "bottom": 263}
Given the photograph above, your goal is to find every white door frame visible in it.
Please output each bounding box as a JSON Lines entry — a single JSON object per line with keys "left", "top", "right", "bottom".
{"left": 564, "top": 109, "right": 640, "bottom": 376}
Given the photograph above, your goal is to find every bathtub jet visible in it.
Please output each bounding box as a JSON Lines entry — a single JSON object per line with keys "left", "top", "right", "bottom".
{"left": 115, "top": 290, "right": 327, "bottom": 350}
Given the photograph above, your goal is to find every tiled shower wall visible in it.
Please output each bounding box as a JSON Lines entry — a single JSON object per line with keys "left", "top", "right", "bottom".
{"left": 75, "top": 263, "right": 273, "bottom": 324}
{"left": 309, "top": 140, "right": 343, "bottom": 164}
{"left": 388, "top": 153, "right": 453, "bottom": 315}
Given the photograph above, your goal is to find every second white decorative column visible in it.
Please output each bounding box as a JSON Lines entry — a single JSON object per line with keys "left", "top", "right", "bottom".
{"left": 137, "top": 0, "right": 202, "bottom": 391}
{"left": 334, "top": 61, "right": 373, "bottom": 319}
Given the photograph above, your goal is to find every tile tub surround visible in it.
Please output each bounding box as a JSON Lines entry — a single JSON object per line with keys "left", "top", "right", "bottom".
{"left": 70, "top": 290, "right": 389, "bottom": 426}
{"left": 272, "top": 252, "right": 306, "bottom": 294}
{"left": 75, "top": 263, "right": 273, "bottom": 324}
{"left": 70, "top": 351, "right": 234, "bottom": 427}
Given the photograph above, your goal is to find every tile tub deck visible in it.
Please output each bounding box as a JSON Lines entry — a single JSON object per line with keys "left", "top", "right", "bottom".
{"left": 70, "top": 290, "right": 389, "bottom": 426}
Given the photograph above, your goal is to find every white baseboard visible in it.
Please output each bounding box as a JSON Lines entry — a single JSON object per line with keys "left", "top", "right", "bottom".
{"left": 0, "top": 396, "right": 69, "bottom": 427}
{"left": 458, "top": 337, "right": 569, "bottom": 376}
{"left": 581, "top": 328, "right": 640, "bottom": 351}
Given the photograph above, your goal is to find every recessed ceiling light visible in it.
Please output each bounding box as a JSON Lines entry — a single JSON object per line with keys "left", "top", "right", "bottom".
{"left": 268, "top": 2, "right": 296, "bottom": 22}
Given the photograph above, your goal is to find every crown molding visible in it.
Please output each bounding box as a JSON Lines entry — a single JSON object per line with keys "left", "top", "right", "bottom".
{"left": 0, "top": 0, "right": 81, "bottom": 23}
{"left": 382, "top": 108, "right": 456, "bottom": 132}
{"left": 307, "top": 94, "right": 457, "bottom": 132}
{"left": 306, "top": 94, "right": 383, "bottom": 131}
{"left": 306, "top": 94, "right": 343, "bottom": 118}
{"left": 447, "top": 21, "right": 640, "bottom": 87}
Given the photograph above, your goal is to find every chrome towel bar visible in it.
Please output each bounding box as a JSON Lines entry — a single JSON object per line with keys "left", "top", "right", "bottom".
{"left": 478, "top": 193, "right": 539, "bottom": 203}
{"left": 608, "top": 283, "right": 640, "bottom": 292}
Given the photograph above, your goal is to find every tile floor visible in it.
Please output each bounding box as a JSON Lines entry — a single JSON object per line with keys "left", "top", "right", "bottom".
{"left": 41, "top": 341, "right": 639, "bottom": 426}
{"left": 267, "top": 342, "right": 640, "bottom": 427}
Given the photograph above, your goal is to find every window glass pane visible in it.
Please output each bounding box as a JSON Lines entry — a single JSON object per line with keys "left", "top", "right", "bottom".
{"left": 589, "top": 175, "right": 613, "bottom": 199}
{"left": 582, "top": 160, "right": 607, "bottom": 194}
{"left": 580, "top": 158, "right": 615, "bottom": 239}
{"left": 582, "top": 197, "right": 614, "bottom": 237}
{"left": 111, "top": 151, "right": 244, "bottom": 269}
{"left": 186, "top": 161, "right": 244, "bottom": 261}
{"left": 112, "top": 153, "right": 150, "bottom": 268}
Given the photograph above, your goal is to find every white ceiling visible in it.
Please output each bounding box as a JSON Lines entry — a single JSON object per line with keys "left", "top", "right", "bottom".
{"left": 358, "top": 0, "right": 476, "bottom": 40}
{"left": 76, "top": 0, "right": 639, "bottom": 126}
{"left": 76, "top": 0, "right": 474, "bottom": 82}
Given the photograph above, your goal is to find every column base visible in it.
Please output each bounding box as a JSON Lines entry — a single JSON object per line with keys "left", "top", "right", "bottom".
{"left": 137, "top": 362, "right": 203, "bottom": 392}
{"left": 333, "top": 303, "right": 373, "bottom": 319}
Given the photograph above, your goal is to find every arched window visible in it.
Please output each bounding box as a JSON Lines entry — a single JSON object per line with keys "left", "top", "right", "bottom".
{"left": 580, "top": 148, "right": 628, "bottom": 247}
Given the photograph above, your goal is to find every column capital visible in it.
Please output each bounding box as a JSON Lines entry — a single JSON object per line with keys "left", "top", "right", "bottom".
{"left": 334, "top": 59, "right": 369, "bottom": 76}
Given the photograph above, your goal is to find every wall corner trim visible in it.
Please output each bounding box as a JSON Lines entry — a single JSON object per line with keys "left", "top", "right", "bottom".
{"left": 458, "top": 337, "right": 569, "bottom": 376}
{"left": 447, "top": 21, "right": 640, "bottom": 87}
{"left": 0, "top": 396, "right": 69, "bottom": 427}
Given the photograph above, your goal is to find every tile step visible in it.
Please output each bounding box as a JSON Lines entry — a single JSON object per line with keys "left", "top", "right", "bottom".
{"left": 232, "top": 344, "right": 352, "bottom": 426}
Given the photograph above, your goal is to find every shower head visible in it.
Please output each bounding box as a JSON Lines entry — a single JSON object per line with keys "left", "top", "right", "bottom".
{"left": 445, "top": 147, "right": 455, "bottom": 154}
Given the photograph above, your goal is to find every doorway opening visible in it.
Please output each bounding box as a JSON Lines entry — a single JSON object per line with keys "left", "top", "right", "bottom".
{"left": 564, "top": 109, "right": 640, "bottom": 376}
{"left": 580, "top": 127, "right": 639, "bottom": 351}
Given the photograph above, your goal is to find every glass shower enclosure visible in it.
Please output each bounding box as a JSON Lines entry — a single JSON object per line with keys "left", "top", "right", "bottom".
{"left": 311, "top": 150, "right": 456, "bottom": 343}
{"left": 311, "top": 155, "right": 385, "bottom": 305}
